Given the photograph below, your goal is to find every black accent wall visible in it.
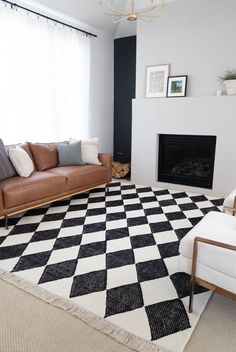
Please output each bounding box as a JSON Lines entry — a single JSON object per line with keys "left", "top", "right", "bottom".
{"left": 114, "top": 36, "right": 136, "bottom": 163}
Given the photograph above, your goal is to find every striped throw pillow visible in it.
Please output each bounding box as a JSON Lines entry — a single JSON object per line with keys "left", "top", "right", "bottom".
{"left": 0, "top": 139, "right": 16, "bottom": 181}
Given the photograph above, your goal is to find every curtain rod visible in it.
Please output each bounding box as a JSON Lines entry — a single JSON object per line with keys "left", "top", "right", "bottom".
{"left": 1, "top": 0, "right": 97, "bottom": 38}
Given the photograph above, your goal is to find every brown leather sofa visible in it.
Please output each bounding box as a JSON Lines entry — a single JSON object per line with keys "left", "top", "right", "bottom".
{"left": 0, "top": 142, "right": 112, "bottom": 228}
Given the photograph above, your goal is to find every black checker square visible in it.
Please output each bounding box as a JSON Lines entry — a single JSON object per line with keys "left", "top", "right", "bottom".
{"left": 179, "top": 203, "right": 198, "bottom": 211}
{"left": 131, "top": 234, "right": 155, "bottom": 249}
{"left": 172, "top": 192, "right": 188, "bottom": 199}
{"left": 121, "top": 184, "right": 136, "bottom": 190}
{"left": 83, "top": 222, "right": 106, "bottom": 234}
{"left": 145, "top": 299, "right": 191, "bottom": 340}
{"left": 136, "top": 187, "right": 152, "bottom": 193}
{"left": 170, "top": 272, "right": 208, "bottom": 299}
{"left": 105, "top": 283, "right": 144, "bottom": 317}
{"left": 153, "top": 189, "right": 170, "bottom": 196}
{"left": 124, "top": 204, "right": 143, "bottom": 212}
{"left": 25, "top": 207, "right": 49, "bottom": 216}
{"left": 86, "top": 208, "right": 106, "bottom": 216}
{"left": 9, "top": 223, "right": 39, "bottom": 236}
{"left": 88, "top": 196, "right": 106, "bottom": 204}
{"left": 136, "top": 259, "right": 168, "bottom": 282}
{"left": 165, "top": 212, "right": 186, "bottom": 221}
{"left": 158, "top": 241, "right": 180, "bottom": 259}
{"left": 39, "top": 259, "right": 77, "bottom": 284}
{"left": 127, "top": 217, "right": 148, "bottom": 227}
{"left": 190, "top": 195, "right": 208, "bottom": 203}
{"left": 211, "top": 198, "right": 224, "bottom": 207}
{"left": 144, "top": 207, "right": 163, "bottom": 216}
{"left": 140, "top": 196, "right": 157, "bottom": 203}
{"left": 159, "top": 199, "right": 177, "bottom": 207}
{"left": 105, "top": 200, "right": 123, "bottom": 208}
{"left": 0, "top": 243, "right": 28, "bottom": 260}
{"left": 31, "top": 229, "right": 60, "bottom": 242}
{"left": 12, "top": 251, "right": 51, "bottom": 272}
{"left": 0, "top": 236, "right": 7, "bottom": 246}
{"left": 68, "top": 204, "right": 87, "bottom": 212}
{"left": 122, "top": 193, "right": 139, "bottom": 200}
{"left": 106, "top": 212, "right": 126, "bottom": 222}
{"left": 78, "top": 241, "right": 106, "bottom": 259}
{"left": 106, "top": 228, "right": 129, "bottom": 241}
{"left": 54, "top": 235, "right": 82, "bottom": 250}
{"left": 201, "top": 206, "right": 220, "bottom": 215}
{"left": 188, "top": 217, "right": 203, "bottom": 227}
{"left": 106, "top": 249, "right": 135, "bottom": 269}
{"left": 150, "top": 221, "right": 172, "bottom": 234}
{"left": 42, "top": 213, "right": 66, "bottom": 222}
{"left": 175, "top": 228, "right": 192, "bottom": 241}
{"left": 62, "top": 217, "right": 85, "bottom": 228}
{"left": 70, "top": 270, "right": 107, "bottom": 297}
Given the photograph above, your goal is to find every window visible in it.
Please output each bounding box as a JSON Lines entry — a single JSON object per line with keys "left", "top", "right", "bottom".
{"left": 0, "top": 3, "right": 91, "bottom": 144}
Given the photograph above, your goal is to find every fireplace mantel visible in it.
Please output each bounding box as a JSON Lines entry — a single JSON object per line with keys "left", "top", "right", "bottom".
{"left": 131, "top": 96, "right": 236, "bottom": 197}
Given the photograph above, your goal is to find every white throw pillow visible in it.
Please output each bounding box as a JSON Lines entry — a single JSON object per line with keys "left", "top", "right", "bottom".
{"left": 9, "top": 145, "right": 34, "bottom": 177}
{"left": 69, "top": 137, "right": 101, "bottom": 166}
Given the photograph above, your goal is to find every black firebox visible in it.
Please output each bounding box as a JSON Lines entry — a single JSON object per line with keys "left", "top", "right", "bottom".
{"left": 158, "top": 134, "right": 217, "bottom": 189}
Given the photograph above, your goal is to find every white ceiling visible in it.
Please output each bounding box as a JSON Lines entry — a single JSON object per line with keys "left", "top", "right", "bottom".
{"left": 19, "top": 0, "right": 175, "bottom": 35}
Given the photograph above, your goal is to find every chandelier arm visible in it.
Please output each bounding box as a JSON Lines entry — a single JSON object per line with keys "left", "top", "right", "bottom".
{"left": 102, "top": 12, "right": 128, "bottom": 17}
{"left": 112, "top": 16, "right": 129, "bottom": 24}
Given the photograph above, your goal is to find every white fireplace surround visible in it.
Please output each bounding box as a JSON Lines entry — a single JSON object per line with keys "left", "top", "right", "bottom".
{"left": 131, "top": 96, "right": 236, "bottom": 197}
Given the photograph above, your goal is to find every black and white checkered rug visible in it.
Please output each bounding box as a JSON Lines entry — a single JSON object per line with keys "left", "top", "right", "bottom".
{"left": 0, "top": 182, "right": 224, "bottom": 352}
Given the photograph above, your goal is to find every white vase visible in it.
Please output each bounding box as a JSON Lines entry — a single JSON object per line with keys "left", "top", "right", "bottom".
{"left": 224, "top": 80, "right": 236, "bottom": 95}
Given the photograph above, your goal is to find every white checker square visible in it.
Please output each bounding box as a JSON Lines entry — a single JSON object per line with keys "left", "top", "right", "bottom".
{"left": 105, "top": 195, "right": 122, "bottom": 201}
{"left": 47, "top": 246, "right": 80, "bottom": 265}
{"left": 141, "top": 277, "right": 178, "bottom": 306}
{"left": 17, "top": 267, "right": 46, "bottom": 284}
{"left": 106, "top": 219, "right": 127, "bottom": 230}
{"left": 89, "top": 191, "right": 105, "bottom": 198}
{"left": 0, "top": 257, "right": 21, "bottom": 271}
{"left": 0, "top": 226, "right": 13, "bottom": 237}
{"left": 175, "top": 197, "right": 193, "bottom": 205}
{"left": 164, "top": 256, "right": 179, "bottom": 276}
{"left": 147, "top": 213, "right": 167, "bottom": 223}
{"left": 121, "top": 189, "right": 137, "bottom": 195}
{"left": 22, "top": 239, "right": 56, "bottom": 255}
{"left": 46, "top": 206, "right": 69, "bottom": 214}
{"left": 65, "top": 210, "right": 87, "bottom": 219}
{"left": 72, "top": 291, "right": 106, "bottom": 317}
{"left": 85, "top": 214, "right": 106, "bottom": 225}
{"left": 107, "top": 264, "right": 138, "bottom": 289}
{"left": 106, "top": 206, "right": 125, "bottom": 214}
{"left": 139, "top": 191, "right": 155, "bottom": 198}
{"left": 58, "top": 225, "right": 83, "bottom": 238}
{"left": 87, "top": 202, "right": 105, "bottom": 209}
{"left": 75, "top": 254, "right": 105, "bottom": 275}
{"left": 41, "top": 277, "right": 74, "bottom": 298}
{"left": 153, "top": 230, "right": 178, "bottom": 245}
{"left": 126, "top": 210, "right": 145, "bottom": 219}
{"left": 107, "top": 237, "right": 131, "bottom": 253}
{"left": 142, "top": 202, "right": 159, "bottom": 209}
{"left": 81, "top": 231, "right": 106, "bottom": 245}
{"left": 183, "top": 209, "right": 204, "bottom": 218}
{"left": 170, "top": 219, "right": 192, "bottom": 230}
{"left": 196, "top": 200, "right": 215, "bottom": 209}
{"left": 70, "top": 198, "right": 88, "bottom": 205}
{"left": 16, "top": 215, "right": 44, "bottom": 225}
{"left": 123, "top": 198, "right": 139, "bottom": 205}
{"left": 1, "top": 232, "right": 34, "bottom": 247}
{"left": 134, "top": 245, "right": 161, "bottom": 263}
{"left": 161, "top": 205, "right": 181, "bottom": 213}
{"left": 37, "top": 220, "right": 63, "bottom": 231}
{"left": 156, "top": 194, "right": 172, "bottom": 201}
{"left": 129, "top": 224, "right": 151, "bottom": 237}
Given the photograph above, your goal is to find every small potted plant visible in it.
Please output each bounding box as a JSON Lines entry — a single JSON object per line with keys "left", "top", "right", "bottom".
{"left": 220, "top": 69, "right": 236, "bottom": 95}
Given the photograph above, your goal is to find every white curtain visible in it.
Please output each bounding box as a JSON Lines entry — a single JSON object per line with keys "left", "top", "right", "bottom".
{"left": 0, "top": 4, "right": 91, "bottom": 144}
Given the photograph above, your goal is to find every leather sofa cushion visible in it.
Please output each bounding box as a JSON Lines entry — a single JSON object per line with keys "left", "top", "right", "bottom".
{"left": 1, "top": 172, "right": 67, "bottom": 209}
{"left": 29, "top": 143, "right": 58, "bottom": 171}
{"left": 48, "top": 165, "right": 108, "bottom": 190}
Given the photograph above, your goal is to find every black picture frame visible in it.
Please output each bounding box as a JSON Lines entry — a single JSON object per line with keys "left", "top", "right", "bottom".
{"left": 167, "top": 75, "right": 188, "bottom": 98}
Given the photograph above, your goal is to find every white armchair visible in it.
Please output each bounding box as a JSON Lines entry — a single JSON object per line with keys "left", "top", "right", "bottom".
{"left": 223, "top": 187, "right": 236, "bottom": 215}
{"left": 178, "top": 211, "right": 236, "bottom": 312}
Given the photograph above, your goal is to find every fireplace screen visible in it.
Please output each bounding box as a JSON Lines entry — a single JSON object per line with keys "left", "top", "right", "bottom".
{"left": 158, "top": 134, "right": 216, "bottom": 189}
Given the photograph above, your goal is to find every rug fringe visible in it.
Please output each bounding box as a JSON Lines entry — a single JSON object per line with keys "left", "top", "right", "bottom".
{"left": 0, "top": 268, "right": 170, "bottom": 352}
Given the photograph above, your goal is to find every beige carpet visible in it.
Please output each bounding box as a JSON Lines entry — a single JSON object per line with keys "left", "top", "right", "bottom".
{"left": 0, "top": 279, "right": 235, "bottom": 352}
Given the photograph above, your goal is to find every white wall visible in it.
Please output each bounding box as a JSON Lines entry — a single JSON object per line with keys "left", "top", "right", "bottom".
{"left": 136, "top": 0, "right": 236, "bottom": 98}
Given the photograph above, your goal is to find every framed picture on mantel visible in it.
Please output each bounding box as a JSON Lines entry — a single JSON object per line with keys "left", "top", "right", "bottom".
{"left": 145, "top": 64, "right": 170, "bottom": 98}
{"left": 167, "top": 75, "right": 188, "bottom": 97}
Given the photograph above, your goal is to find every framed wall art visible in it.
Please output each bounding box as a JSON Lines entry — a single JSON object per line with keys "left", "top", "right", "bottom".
{"left": 145, "top": 64, "right": 170, "bottom": 98}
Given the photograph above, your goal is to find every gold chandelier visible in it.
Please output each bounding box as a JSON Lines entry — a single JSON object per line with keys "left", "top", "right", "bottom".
{"left": 99, "top": 0, "right": 165, "bottom": 23}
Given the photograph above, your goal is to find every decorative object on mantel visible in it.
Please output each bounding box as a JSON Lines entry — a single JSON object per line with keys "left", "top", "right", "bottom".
{"left": 219, "top": 69, "right": 236, "bottom": 95}
{"left": 145, "top": 64, "right": 170, "bottom": 98}
{"left": 167, "top": 75, "right": 188, "bottom": 98}
{"left": 112, "top": 161, "right": 130, "bottom": 178}
{"left": 99, "top": 0, "right": 165, "bottom": 23}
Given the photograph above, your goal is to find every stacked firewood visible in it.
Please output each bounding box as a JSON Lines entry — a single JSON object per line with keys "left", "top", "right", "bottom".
{"left": 112, "top": 162, "right": 130, "bottom": 179}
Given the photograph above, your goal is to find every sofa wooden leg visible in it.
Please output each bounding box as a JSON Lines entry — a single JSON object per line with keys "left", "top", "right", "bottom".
{"left": 189, "top": 277, "right": 195, "bottom": 313}
{"left": 106, "top": 184, "right": 110, "bottom": 193}
{"left": 189, "top": 237, "right": 198, "bottom": 313}
{"left": 5, "top": 214, "right": 9, "bottom": 230}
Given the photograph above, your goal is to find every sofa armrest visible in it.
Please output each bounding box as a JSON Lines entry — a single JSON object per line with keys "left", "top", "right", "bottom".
{"left": 0, "top": 188, "right": 5, "bottom": 218}
{"left": 98, "top": 153, "right": 112, "bottom": 183}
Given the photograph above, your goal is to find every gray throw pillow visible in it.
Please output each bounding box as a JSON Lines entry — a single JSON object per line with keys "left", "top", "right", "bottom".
{"left": 57, "top": 141, "right": 84, "bottom": 166}
{"left": 0, "top": 139, "right": 16, "bottom": 181}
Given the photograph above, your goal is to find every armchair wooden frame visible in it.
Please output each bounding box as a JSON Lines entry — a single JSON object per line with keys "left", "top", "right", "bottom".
{"left": 223, "top": 195, "right": 236, "bottom": 216}
{"left": 189, "top": 236, "right": 236, "bottom": 313}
